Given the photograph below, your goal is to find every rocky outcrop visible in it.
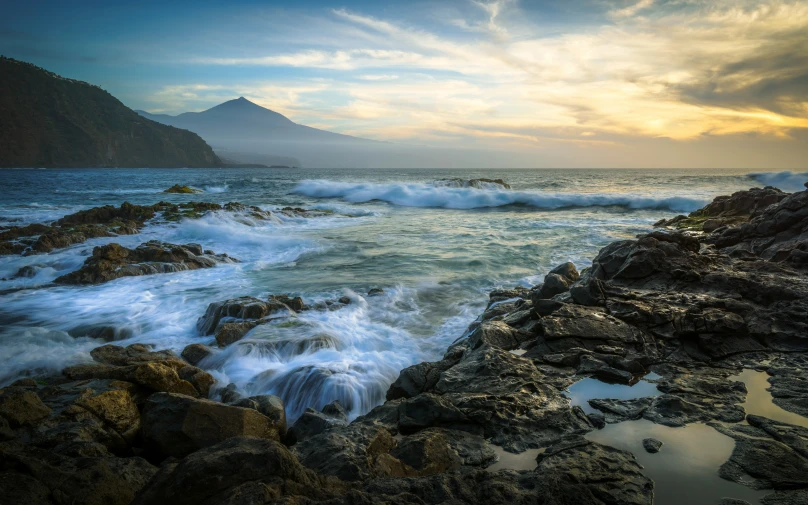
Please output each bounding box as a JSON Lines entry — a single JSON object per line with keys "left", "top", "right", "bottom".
{"left": 1, "top": 201, "right": 342, "bottom": 257}
{"left": 655, "top": 186, "right": 788, "bottom": 232}
{"left": 5, "top": 185, "right": 808, "bottom": 505}
{"left": 54, "top": 241, "right": 237, "bottom": 285}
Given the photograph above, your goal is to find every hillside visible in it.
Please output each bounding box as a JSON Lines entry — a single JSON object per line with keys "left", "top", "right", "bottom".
{"left": 0, "top": 57, "right": 221, "bottom": 168}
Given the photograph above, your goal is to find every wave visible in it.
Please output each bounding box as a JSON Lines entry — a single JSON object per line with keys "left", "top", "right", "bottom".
{"left": 204, "top": 184, "right": 229, "bottom": 193}
{"left": 748, "top": 171, "right": 808, "bottom": 192}
{"left": 292, "top": 180, "right": 705, "bottom": 212}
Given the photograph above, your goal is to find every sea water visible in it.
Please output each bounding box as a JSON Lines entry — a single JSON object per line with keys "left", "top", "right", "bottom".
{"left": 0, "top": 167, "right": 803, "bottom": 421}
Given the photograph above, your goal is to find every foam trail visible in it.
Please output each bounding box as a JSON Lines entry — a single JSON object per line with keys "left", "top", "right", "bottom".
{"left": 293, "top": 180, "right": 706, "bottom": 212}
{"left": 748, "top": 171, "right": 808, "bottom": 192}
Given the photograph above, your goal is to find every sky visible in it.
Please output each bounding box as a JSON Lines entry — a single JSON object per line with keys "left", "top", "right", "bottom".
{"left": 2, "top": 0, "right": 808, "bottom": 168}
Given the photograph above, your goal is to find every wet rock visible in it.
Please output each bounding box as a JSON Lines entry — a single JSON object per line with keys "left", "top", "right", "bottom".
{"left": 539, "top": 272, "right": 572, "bottom": 299}
{"left": 233, "top": 394, "right": 287, "bottom": 437}
{"left": 141, "top": 392, "right": 284, "bottom": 459}
{"left": 55, "top": 240, "right": 237, "bottom": 285}
{"left": 180, "top": 343, "right": 214, "bottom": 366}
{"left": 63, "top": 344, "right": 214, "bottom": 397}
{"left": 0, "top": 387, "right": 51, "bottom": 427}
{"left": 761, "top": 490, "right": 808, "bottom": 505}
{"left": 164, "top": 184, "right": 201, "bottom": 194}
{"left": 387, "top": 429, "right": 462, "bottom": 476}
{"left": 386, "top": 358, "right": 459, "bottom": 400}
{"left": 537, "top": 437, "right": 654, "bottom": 505}
{"left": 287, "top": 407, "right": 345, "bottom": 445}
{"left": 577, "top": 354, "right": 634, "bottom": 383}
{"left": 0, "top": 441, "right": 157, "bottom": 505}
{"left": 718, "top": 416, "right": 808, "bottom": 490}
{"left": 642, "top": 437, "right": 663, "bottom": 453}
{"left": 589, "top": 397, "right": 654, "bottom": 423}
{"left": 367, "top": 288, "right": 384, "bottom": 296}
{"left": 465, "top": 320, "right": 532, "bottom": 351}
{"left": 196, "top": 296, "right": 291, "bottom": 337}
{"left": 131, "top": 437, "right": 334, "bottom": 505}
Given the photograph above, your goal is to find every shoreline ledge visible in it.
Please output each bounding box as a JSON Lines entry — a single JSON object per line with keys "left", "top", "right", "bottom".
{"left": 1, "top": 183, "right": 807, "bottom": 505}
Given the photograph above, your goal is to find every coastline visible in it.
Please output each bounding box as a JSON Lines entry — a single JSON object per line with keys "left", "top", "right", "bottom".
{"left": 1, "top": 182, "right": 807, "bottom": 504}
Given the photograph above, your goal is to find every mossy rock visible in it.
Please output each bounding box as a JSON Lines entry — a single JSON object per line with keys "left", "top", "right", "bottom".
{"left": 165, "top": 184, "right": 202, "bottom": 194}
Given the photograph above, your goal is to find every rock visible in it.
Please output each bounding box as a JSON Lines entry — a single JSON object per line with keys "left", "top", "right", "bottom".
{"left": 288, "top": 401, "right": 349, "bottom": 444}
{"left": 55, "top": 240, "right": 236, "bottom": 285}
{"left": 539, "top": 272, "right": 571, "bottom": 299}
{"left": 718, "top": 416, "right": 808, "bottom": 490}
{"left": 0, "top": 441, "right": 157, "bottom": 505}
{"left": 141, "top": 392, "right": 284, "bottom": 459}
{"left": 74, "top": 388, "right": 140, "bottom": 444}
{"left": 465, "top": 320, "right": 531, "bottom": 351}
{"left": 387, "top": 430, "right": 462, "bottom": 476}
{"left": 164, "top": 184, "right": 202, "bottom": 194}
{"left": 550, "top": 261, "right": 580, "bottom": 282}
{"left": 0, "top": 388, "right": 51, "bottom": 427}
{"left": 386, "top": 358, "right": 458, "bottom": 400}
{"left": 196, "top": 296, "right": 290, "bottom": 336}
{"left": 642, "top": 437, "right": 663, "bottom": 453}
{"left": 233, "top": 395, "right": 287, "bottom": 437}
{"left": 131, "top": 437, "right": 331, "bottom": 505}
{"left": 180, "top": 343, "right": 213, "bottom": 366}
{"left": 367, "top": 288, "right": 384, "bottom": 296}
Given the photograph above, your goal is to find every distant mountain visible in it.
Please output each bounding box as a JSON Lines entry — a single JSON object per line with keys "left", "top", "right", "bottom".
{"left": 137, "top": 97, "right": 377, "bottom": 144}
{"left": 137, "top": 98, "right": 382, "bottom": 168}
{"left": 0, "top": 57, "right": 220, "bottom": 168}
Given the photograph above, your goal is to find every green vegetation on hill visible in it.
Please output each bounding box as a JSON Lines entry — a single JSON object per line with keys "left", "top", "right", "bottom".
{"left": 0, "top": 57, "right": 221, "bottom": 168}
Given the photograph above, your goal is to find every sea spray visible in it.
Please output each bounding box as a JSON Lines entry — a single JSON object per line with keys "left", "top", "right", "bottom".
{"left": 747, "top": 171, "right": 808, "bottom": 192}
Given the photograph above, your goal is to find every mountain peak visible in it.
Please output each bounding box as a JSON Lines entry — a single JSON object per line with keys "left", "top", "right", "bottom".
{"left": 199, "top": 97, "right": 295, "bottom": 125}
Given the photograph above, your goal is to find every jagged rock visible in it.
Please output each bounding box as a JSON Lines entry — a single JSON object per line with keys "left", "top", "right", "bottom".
{"left": 642, "top": 437, "right": 663, "bottom": 453}
{"left": 55, "top": 240, "right": 236, "bottom": 285}
{"left": 141, "top": 392, "right": 284, "bottom": 459}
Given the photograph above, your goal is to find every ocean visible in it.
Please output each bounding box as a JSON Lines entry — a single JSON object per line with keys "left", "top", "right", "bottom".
{"left": 1, "top": 167, "right": 805, "bottom": 421}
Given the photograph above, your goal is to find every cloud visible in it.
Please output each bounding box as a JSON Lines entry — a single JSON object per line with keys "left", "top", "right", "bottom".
{"left": 161, "top": 0, "right": 808, "bottom": 148}
{"left": 610, "top": 0, "right": 654, "bottom": 19}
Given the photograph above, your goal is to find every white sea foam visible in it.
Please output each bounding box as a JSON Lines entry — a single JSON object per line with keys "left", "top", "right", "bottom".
{"left": 293, "top": 180, "right": 705, "bottom": 212}
{"left": 199, "top": 285, "right": 482, "bottom": 421}
{"left": 204, "top": 184, "right": 229, "bottom": 193}
{"left": 748, "top": 171, "right": 808, "bottom": 192}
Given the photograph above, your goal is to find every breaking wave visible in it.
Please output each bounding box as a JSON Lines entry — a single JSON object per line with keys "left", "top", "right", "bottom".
{"left": 748, "top": 171, "right": 808, "bottom": 192}
{"left": 293, "top": 180, "right": 705, "bottom": 212}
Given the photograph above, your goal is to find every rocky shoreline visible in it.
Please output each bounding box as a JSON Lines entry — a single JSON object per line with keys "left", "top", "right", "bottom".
{"left": 1, "top": 184, "right": 807, "bottom": 504}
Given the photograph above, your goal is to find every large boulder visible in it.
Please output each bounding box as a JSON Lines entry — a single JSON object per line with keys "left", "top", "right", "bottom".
{"left": 141, "top": 393, "right": 284, "bottom": 459}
